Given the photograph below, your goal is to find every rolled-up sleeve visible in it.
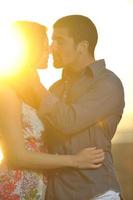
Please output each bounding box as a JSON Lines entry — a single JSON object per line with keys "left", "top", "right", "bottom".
{"left": 39, "top": 76, "right": 125, "bottom": 136}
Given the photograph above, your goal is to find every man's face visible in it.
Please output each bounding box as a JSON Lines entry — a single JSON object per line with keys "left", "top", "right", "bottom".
{"left": 51, "top": 27, "right": 79, "bottom": 69}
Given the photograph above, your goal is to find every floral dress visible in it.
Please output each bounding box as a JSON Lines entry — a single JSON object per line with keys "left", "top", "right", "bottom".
{"left": 0, "top": 103, "right": 47, "bottom": 200}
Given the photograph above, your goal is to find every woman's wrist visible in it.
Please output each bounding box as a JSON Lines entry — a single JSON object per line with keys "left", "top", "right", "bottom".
{"left": 64, "top": 155, "right": 78, "bottom": 168}
{"left": 55, "top": 154, "right": 77, "bottom": 168}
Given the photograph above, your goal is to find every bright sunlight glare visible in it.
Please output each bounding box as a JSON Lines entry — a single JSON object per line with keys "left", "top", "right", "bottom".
{"left": 0, "top": 23, "right": 26, "bottom": 79}
{"left": 0, "top": 147, "right": 3, "bottom": 164}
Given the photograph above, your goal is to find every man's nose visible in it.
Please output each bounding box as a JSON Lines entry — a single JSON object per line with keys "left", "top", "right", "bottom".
{"left": 50, "top": 41, "right": 57, "bottom": 54}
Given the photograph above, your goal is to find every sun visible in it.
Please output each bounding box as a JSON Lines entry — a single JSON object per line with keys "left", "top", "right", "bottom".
{"left": 0, "top": 22, "right": 26, "bottom": 79}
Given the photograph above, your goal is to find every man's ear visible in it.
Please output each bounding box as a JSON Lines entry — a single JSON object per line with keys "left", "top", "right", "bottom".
{"left": 77, "top": 41, "right": 89, "bottom": 53}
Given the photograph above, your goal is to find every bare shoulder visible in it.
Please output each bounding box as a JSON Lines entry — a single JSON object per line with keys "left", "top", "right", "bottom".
{"left": 0, "top": 82, "right": 21, "bottom": 112}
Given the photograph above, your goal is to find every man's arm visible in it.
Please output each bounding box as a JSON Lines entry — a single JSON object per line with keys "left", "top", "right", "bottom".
{"left": 39, "top": 77, "right": 125, "bottom": 136}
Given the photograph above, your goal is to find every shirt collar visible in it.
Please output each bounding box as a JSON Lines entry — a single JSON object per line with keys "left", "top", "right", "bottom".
{"left": 62, "top": 59, "right": 106, "bottom": 81}
{"left": 88, "top": 59, "right": 106, "bottom": 78}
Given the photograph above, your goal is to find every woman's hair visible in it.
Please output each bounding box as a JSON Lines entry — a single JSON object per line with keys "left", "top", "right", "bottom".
{"left": 12, "top": 21, "right": 47, "bottom": 67}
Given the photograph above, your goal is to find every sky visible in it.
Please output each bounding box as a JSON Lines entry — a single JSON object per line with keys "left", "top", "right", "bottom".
{"left": 0, "top": 0, "right": 133, "bottom": 134}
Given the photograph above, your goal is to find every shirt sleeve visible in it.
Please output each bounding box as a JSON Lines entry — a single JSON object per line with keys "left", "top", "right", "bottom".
{"left": 39, "top": 77, "right": 125, "bottom": 136}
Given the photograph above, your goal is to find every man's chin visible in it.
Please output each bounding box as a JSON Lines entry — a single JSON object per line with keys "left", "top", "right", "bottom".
{"left": 53, "top": 61, "right": 63, "bottom": 68}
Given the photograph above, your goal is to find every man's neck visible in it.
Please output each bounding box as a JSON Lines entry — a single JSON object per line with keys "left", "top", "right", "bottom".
{"left": 64, "top": 56, "right": 95, "bottom": 75}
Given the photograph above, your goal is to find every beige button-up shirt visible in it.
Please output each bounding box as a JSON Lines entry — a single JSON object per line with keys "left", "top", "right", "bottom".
{"left": 40, "top": 59, "right": 125, "bottom": 200}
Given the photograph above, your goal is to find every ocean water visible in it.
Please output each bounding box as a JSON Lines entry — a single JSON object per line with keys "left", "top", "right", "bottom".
{"left": 112, "top": 131, "right": 133, "bottom": 200}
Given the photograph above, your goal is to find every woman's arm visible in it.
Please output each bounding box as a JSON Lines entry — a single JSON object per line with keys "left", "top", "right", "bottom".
{"left": 0, "top": 84, "right": 104, "bottom": 170}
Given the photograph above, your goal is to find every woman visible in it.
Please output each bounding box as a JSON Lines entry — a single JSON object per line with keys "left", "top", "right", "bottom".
{"left": 0, "top": 21, "right": 104, "bottom": 199}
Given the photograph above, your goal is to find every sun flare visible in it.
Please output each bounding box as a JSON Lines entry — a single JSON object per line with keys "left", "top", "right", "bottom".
{"left": 0, "top": 147, "right": 3, "bottom": 164}
{"left": 0, "top": 23, "right": 26, "bottom": 79}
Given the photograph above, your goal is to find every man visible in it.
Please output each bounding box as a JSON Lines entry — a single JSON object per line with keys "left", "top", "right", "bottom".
{"left": 38, "top": 15, "right": 124, "bottom": 199}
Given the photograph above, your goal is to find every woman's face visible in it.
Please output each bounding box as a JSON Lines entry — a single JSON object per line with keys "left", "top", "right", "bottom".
{"left": 36, "top": 34, "right": 49, "bottom": 69}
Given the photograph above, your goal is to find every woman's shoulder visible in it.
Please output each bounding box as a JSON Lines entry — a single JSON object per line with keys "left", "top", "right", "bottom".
{"left": 0, "top": 81, "right": 20, "bottom": 106}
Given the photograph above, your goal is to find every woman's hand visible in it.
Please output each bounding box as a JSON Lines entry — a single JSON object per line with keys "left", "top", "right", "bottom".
{"left": 73, "top": 147, "right": 104, "bottom": 169}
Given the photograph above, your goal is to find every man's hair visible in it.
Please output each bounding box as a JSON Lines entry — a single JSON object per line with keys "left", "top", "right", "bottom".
{"left": 53, "top": 15, "right": 98, "bottom": 56}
